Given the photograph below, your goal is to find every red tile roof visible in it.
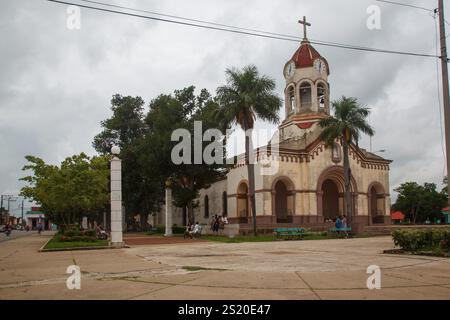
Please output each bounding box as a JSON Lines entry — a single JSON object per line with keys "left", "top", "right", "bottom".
{"left": 391, "top": 211, "right": 405, "bottom": 220}
{"left": 291, "top": 41, "right": 330, "bottom": 74}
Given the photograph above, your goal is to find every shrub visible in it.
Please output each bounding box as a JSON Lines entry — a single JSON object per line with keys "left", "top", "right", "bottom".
{"left": 172, "top": 226, "right": 186, "bottom": 234}
{"left": 392, "top": 228, "right": 450, "bottom": 251}
{"left": 59, "top": 228, "right": 97, "bottom": 242}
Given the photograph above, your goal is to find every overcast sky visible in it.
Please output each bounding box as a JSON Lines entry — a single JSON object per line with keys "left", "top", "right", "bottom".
{"left": 1, "top": 0, "right": 448, "bottom": 214}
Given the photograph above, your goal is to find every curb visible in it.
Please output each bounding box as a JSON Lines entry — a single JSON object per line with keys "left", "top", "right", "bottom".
{"left": 383, "top": 248, "right": 450, "bottom": 258}
{"left": 38, "top": 236, "right": 130, "bottom": 252}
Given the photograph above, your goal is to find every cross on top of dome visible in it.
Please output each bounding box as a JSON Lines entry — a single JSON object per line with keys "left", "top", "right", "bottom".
{"left": 298, "top": 16, "right": 311, "bottom": 41}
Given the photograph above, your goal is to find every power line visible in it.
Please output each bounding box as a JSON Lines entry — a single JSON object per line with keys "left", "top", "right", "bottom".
{"left": 48, "top": 0, "right": 439, "bottom": 59}
{"left": 376, "top": 0, "right": 450, "bottom": 37}
{"left": 375, "top": 0, "right": 433, "bottom": 12}
{"left": 79, "top": 0, "right": 438, "bottom": 55}
{"left": 79, "top": 0, "right": 435, "bottom": 54}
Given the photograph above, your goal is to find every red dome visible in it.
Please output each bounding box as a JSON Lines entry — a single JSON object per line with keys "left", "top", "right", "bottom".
{"left": 291, "top": 41, "right": 330, "bottom": 74}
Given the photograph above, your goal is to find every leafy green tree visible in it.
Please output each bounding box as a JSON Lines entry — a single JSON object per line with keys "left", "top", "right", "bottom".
{"left": 215, "top": 65, "right": 282, "bottom": 236}
{"left": 93, "top": 87, "right": 227, "bottom": 227}
{"left": 393, "top": 182, "right": 447, "bottom": 223}
{"left": 93, "top": 94, "right": 154, "bottom": 227}
{"left": 318, "top": 96, "right": 374, "bottom": 225}
{"left": 144, "top": 86, "right": 227, "bottom": 224}
{"left": 20, "top": 153, "right": 109, "bottom": 226}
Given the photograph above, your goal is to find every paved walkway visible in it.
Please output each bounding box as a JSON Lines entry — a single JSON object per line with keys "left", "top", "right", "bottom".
{"left": 0, "top": 233, "right": 449, "bottom": 299}
{"left": 0, "top": 230, "right": 36, "bottom": 243}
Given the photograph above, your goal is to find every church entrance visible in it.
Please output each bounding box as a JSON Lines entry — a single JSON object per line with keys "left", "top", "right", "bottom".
{"left": 368, "top": 183, "right": 386, "bottom": 224}
{"left": 272, "top": 178, "right": 295, "bottom": 223}
{"left": 237, "top": 182, "right": 249, "bottom": 223}
{"left": 317, "top": 166, "right": 358, "bottom": 223}
{"left": 322, "top": 179, "right": 340, "bottom": 220}
{"left": 275, "top": 180, "right": 288, "bottom": 223}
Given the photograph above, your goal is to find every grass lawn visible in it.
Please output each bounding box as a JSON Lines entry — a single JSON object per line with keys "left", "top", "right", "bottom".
{"left": 43, "top": 234, "right": 109, "bottom": 250}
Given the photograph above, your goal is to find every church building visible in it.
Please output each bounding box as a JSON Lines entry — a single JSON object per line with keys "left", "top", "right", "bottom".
{"left": 161, "top": 20, "right": 392, "bottom": 234}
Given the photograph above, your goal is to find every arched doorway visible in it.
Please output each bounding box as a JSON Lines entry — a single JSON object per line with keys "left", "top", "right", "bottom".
{"left": 237, "top": 182, "right": 249, "bottom": 223}
{"left": 322, "top": 179, "right": 339, "bottom": 220}
{"left": 275, "top": 181, "right": 288, "bottom": 222}
{"left": 272, "top": 177, "right": 295, "bottom": 223}
{"left": 222, "top": 191, "right": 228, "bottom": 217}
{"left": 368, "top": 183, "right": 386, "bottom": 224}
{"left": 317, "top": 166, "right": 358, "bottom": 222}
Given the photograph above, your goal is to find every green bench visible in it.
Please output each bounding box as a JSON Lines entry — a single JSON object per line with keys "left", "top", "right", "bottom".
{"left": 273, "top": 227, "right": 306, "bottom": 240}
{"left": 328, "top": 227, "right": 352, "bottom": 238}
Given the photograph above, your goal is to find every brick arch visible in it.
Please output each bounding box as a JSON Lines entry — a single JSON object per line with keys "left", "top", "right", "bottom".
{"left": 367, "top": 181, "right": 387, "bottom": 224}
{"left": 316, "top": 165, "right": 358, "bottom": 193}
{"left": 236, "top": 180, "right": 249, "bottom": 219}
{"left": 271, "top": 176, "right": 295, "bottom": 191}
{"left": 271, "top": 176, "right": 296, "bottom": 218}
{"left": 316, "top": 165, "right": 358, "bottom": 218}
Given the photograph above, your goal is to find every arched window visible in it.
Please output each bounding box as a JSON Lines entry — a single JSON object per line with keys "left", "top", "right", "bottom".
{"left": 204, "top": 195, "right": 209, "bottom": 218}
{"left": 222, "top": 191, "right": 228, "bottom": 217}
{"left": 299, "top": 82, "right": 312, "bottom": 109}
{"left": 317, "top": 83, "right": 326, "bottom": 111}
{"left": 287, "top": 86, "right": 295, "bottom": 114}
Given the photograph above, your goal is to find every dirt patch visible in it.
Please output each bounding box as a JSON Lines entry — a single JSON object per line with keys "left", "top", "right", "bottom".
{"left": 267, "top": 251, "right": 298, "bottom": 255}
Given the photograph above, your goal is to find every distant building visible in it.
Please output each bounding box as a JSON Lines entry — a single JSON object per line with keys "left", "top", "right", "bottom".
{"left": 390, "top": 211, "right": 405, "bottom": 224}
{"left": 25, "top": 207, "right": 52, "bottom": 230}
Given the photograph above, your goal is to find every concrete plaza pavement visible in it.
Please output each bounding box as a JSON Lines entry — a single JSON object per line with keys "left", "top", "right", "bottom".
{"left": 0, "top": 230, "right": 36, "bottom": 243}
{"left": 0, "top": 232, "right": 449, "bottom": 300}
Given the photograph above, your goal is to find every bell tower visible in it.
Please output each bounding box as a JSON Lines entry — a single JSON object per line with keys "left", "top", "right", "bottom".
{"left": 279, "top": 17, "right": 331, "bottom": 143}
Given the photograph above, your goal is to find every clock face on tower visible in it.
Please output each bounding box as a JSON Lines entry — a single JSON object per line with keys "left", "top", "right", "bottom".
{"left": 284, "top": 61, "right": 295, "bottom": 78}
{"left": 314, "top": 59, "right": 326, "bottom": 75}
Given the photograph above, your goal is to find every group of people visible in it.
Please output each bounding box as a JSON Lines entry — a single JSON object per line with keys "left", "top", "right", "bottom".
{"left": 210, "top": 215, "right": 228, "bottom": 235}
{"left": 335, "top": 215, "right": 348, "bottom": 229}
{"left": 185, "top": 221, "right": 202, "bottom": 239}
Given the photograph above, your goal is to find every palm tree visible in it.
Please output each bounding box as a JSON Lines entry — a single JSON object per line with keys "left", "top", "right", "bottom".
{"left": 318, "top": 96, "right": 374, "bottom": 225}
{"left": 216, "top": 65, "right": 282, "bottom": 236}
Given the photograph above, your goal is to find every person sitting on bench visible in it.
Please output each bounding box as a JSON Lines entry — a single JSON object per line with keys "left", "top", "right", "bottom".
{"left": 189, "top": 222, "right": 202, "bottom": 239}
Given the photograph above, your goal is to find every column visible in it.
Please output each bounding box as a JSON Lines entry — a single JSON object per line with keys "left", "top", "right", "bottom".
{"left": 164, "top": 181, "right": 173, "bottom": 237}
{"left": 110, "top": 146, "right": 124, "bottom": 247}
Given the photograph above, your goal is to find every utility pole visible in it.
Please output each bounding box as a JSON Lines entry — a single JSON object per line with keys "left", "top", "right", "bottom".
{"left": 1, "top": 195, "right": 14, "bottom": 224}
{"left": 20, "top": 199, "right": 24, "bottom": 225}
{"left": 438, "top": 0, "right": 450, "bottom": 207}
{"left": 7, "top": 197, "right": 17, "bottom": 223}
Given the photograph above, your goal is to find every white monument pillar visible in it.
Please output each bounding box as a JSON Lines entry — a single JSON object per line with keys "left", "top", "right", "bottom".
{"left": 110, "top": 146, "right": 124, "bottom": 247}
{"left": 164, "top": 181, "right": 173, "bottom": 237}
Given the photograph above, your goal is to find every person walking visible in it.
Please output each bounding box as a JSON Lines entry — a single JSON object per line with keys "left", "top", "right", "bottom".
{"left": 212, "top": 216, "right": 220, "bottom": 236}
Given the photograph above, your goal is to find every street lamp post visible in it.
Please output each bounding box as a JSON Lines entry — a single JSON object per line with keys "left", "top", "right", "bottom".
{"left": 110, "top": 146, "right": 124, "bottom": 248}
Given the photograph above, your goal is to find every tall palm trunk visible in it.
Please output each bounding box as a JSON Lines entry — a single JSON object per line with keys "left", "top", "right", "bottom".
{"left": 342, "top": 138, "right": 353, "bottom": 225}
{"left": 245, "top": 127, "right": 257, "bottom": 236}
{"left": 187, "top": 200, "right": 194, "bottom": 225}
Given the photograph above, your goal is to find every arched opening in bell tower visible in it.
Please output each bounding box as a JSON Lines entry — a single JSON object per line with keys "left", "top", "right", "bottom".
{"left": 317, "top": 82, "right": 327, "bottom": 112}
{"left": 287, "top": 85, "right": 295, "bottom": 115}
{"left": 299, "top": 82, "right": 312, "bottom": 110}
